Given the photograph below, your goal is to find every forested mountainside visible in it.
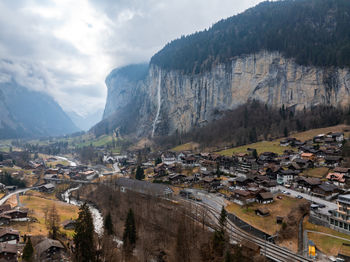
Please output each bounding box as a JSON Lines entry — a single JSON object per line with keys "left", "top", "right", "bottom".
{"left": 97, "top": 0, "right": 350, "bottom": 139}
{"left": 0, "top": 80, "right": 79, "bottom": 139}
{"left": 151, "top": 0, "right": 350, "bottom": 74}
{"left": 155, "top": 100, "right": 350, "bottom": 149}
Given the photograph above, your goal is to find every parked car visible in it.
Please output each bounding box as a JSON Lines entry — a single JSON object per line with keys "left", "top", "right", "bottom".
{"left": 318, "top": 204, "right": 326, "bottom": 208}
{"left": 277, "top": 196, "right": 283, "bottom": 200}
{"left": 297, "top": 195, "right": 303, "bottom": 199}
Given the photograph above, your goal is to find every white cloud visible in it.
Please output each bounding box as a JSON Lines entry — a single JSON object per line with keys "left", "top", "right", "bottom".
{"left": 0, "top": 0, "right": 264, "bottom": 116}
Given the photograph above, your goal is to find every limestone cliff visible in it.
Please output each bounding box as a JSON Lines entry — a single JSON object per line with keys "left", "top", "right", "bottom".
{"left": 100, "top": 51, "right": 350, "bottom": 137}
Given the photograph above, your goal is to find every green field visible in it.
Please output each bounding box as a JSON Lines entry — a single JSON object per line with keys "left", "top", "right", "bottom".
{"left": 219, "top": 140, "right": 291, "bottom": 156}
{"left": 218, "top": 124, "right": 350, "bottom": 156}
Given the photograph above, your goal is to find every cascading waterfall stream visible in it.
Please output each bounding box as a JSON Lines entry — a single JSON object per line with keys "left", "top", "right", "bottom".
{"left": 151, "top": 70, "right": 162, "bottom": 137}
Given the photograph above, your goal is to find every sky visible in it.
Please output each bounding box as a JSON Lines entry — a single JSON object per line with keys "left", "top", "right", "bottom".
{"left": 0, "top": 0, "right": 264, "bottom": 117}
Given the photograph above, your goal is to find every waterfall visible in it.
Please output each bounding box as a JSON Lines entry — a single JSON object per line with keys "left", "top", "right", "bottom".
{"left": 151, "top": 70, "right": 162, "bottom": 137}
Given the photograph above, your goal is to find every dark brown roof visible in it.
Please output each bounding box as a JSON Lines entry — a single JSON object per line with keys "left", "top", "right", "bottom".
{"left": 258, "top": 192, "right": 273, "bottom": 200}
{"left": 0, "top": 228, "right": 19, "bottom": 238}
{"left": 233, "top": 189, "right": 251, "bottom": 197}
{"left": 0, "top": 243, "right": 17, "bottom": 254}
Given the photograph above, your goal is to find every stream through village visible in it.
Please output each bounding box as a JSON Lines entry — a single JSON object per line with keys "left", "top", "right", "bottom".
{"left": 61, "top": 187, "right": 104, "bottom": 237}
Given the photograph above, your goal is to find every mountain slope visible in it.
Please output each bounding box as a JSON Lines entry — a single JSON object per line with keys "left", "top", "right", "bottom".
{"left": 0, "top": 80, "right": 79, "bottom": 138}
{"left": 97, "top": 0, "right": 350, "bottom": 138}
{"left": 151, "top": 0, "right": 350, "bottom": 73}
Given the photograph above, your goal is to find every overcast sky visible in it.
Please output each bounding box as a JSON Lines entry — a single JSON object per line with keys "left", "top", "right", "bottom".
{"left": 0, "top": 0, "right": 264, "bottom": 116}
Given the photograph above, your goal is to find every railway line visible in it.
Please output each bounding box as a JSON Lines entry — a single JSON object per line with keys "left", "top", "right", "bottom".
{"left": 183, "top": 199, "right": 312, "bottom": 262}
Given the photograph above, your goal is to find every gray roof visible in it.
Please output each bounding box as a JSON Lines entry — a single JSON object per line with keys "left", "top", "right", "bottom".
{"left": 115, "top": 178, "right": 173, "bottom": 196}
{"left": 35, "top": 238, "right": 64, "bottom": 256}
{"left": 0, "top": 243, "right": 17, "bottom": 254}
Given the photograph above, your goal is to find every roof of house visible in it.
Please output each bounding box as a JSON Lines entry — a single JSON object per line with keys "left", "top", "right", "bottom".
{"left": 334, "top": 167, "right": 349, "bottom": 173}
{"left": 326, "top": 173, "right": 345, "bottom": 183}
{"left": 258, "top": 192, "right": 273, "bottom": 200}
{"left": 233, "top": 189, "right": 251, "bottom": 197}
{"left": 0, "top": 243, "right": 17, "bottom": 254}
{"left": 0, "top": 228, "right": 19, "bottom": 237}
{"left": 61, "top": 219, "right": 76, "bottom": 227}
{"left": 317, "top": 183, "right": 338, "bottom": 192}
{"left": 35, "top": 238, "right": 64, "bottom": 256}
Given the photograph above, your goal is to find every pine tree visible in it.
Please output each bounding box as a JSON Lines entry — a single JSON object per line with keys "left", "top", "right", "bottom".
{"left": 73, "top": 203, "right": 96, "bottom": 262}
{"left": 22, "top": 237, "right": 33, "bottom": 262}
{"left": 135, "top": 166, "right": 145, "bottom": 180}
{"left": 104, "top": 212, "right": 114, "bottom": 236}
{"left": 123, "top": 208, "right": 137, "bottom": 255}
{"left": 213, "top": 206, "right": 228, "bottom": 256}
{"left": 155, "top": 157, "right": 162, "bottom": 166}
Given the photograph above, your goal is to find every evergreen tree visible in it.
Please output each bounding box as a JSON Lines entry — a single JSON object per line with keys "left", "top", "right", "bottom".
{"left": 73, "top": 203, "right": 96, "bottom": 262}
{"left": 104, "top": 212, "right": 114, "bottom": 236}
{"left": 283, "top": 126, "right": 289, "bottom": 137}
{"left": 22, "top": 237, "right": 33, "bottom": 262}
{"left": 155, "top": 157, "right": 162, "bottom": 166}
{"left": 212, "top": 206, "right": 228, "bottom": 256}
{"left": 123, "top": 208, "right": 137, "bottom": 255}
{"left": 252, "top": 149, "right": 258, "bottom": 159}
{"left": 135, "top": 166, "right": 145, "bottom": 180}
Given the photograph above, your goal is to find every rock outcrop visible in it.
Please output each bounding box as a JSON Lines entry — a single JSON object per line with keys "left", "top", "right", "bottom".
{"left": 101, "top": 51, "right": 350, "bottom": 137}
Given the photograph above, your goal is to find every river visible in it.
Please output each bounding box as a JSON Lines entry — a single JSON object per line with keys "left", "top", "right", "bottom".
{"left": 61, "top": 187, "right": 104, "bottom": 237}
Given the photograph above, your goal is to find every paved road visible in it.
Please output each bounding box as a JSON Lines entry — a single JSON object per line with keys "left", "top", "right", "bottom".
{"left": 0, "top": 188, "right": 33, "bottom": 205}
{"left": 277, "top": 185, "right": 337, "bottom": 214}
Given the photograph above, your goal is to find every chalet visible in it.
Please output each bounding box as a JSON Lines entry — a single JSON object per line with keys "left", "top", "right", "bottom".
{"left": 183, "top": 156, "right": 197, "bottom": 165}
{"left": 43, "top": 174, "right": 58, "bottom": 181}
{"left": 0, "top": 243, "right": 17, "bottom": 261}
{"left": 200, "top": 159, "right": 217, "bottom": 171}
{"left": 277, "top": 169, "right": 298, "bottom": 185}
{"left": 312, "top": 183, "right": 339, "bottom": 199}
{"left": 168, "top": 174, "right": 186, "bottom": 183}
{"left": 258, "top": 152, "right": 278, "bottom": 165}
{"left": 294, "top": 158, "right": 314, "bottom": 169}
{"left": 280, "top": 138, "right": 296, "bottom": 147}
{"left": 266, "top": 166, "right": 283, "bottom": 180}
{"left": 296, "top": 177, "right": 321, "bottom": 192}
{"left": 326, "top": 173, "right": 346, "bottom": 187}
{"left": 39, "top": 183, "right": 55, "bottom": 193}
{"left": 301, "top": 153, "right": 315, "bottom": 161}
{"left": 313, "top": 134, "right": 325, "bottom": 143}
{"left": 161, "top": 152, "right": 176, "bottom": 165}
{"left": 256, "top": 192, "right": 274, "bottom": 204}
{"left": 45, "top": 168, "right": 59, "bottom": 175}
{"left": 260, "top": 180, "right": 278, "bottom": 193}
{"left": 232, "top": 189, "right": 255, "bottom": 206}
{"left": 154, "top": 163, "right": 168, "bottom": 177}
{"left": 3, "top": 208, "right": 28, "bottom": 219}
{"left": 0, "top": 229, "right": 19, "bottom": 244}
{"left": 334, "top": 167, "right": 350, "bottom": 177}
{"left": 329, "top": 132, "right": 344, "bottom": 142}
{"left": 325, "top": 156, "right": 343, "bottom": 167}
{"left": 235, "top": 177, "right": 254, "bottom": 189}
{"left": 34, "top": 238, "right": 65, "bottom": 261}
{"left": 62, "top": 219, "right": 76, "bottom": 230}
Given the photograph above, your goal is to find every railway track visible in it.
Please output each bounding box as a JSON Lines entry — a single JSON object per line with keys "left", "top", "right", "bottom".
{"left": 182, "top": 199, "right": 312, "bottom": 262}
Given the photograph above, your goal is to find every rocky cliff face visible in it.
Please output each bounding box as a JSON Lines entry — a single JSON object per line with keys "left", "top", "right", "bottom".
{"left": 102, "top": 51, "right": 350, "bottom": 137}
